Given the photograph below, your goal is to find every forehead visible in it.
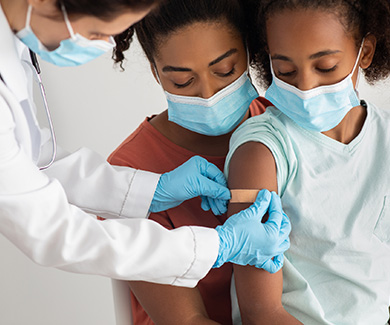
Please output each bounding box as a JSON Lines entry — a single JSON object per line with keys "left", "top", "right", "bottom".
{"left": 155, "top": 21, "right": 244, "bottom": 64}
{"left": 266, "top": 9, "right": 355, "bottom": 56}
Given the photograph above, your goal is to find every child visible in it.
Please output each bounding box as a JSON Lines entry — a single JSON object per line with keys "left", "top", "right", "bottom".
{"left": 226, "top": 0, "right": 390, "bottom": 323}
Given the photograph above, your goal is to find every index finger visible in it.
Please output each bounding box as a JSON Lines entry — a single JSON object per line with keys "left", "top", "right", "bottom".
{"left": 201, "top": 161, "right": 228, "bottom": 188}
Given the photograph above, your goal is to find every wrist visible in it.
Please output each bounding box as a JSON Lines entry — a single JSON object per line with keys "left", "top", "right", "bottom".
{"left": 213, "top": 226, "right": 228, "bottom": 268}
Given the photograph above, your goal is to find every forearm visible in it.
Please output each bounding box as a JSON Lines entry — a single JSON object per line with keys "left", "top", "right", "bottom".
{"left": 43, "top": 147, "right": 160, "bottom": 219}
{"left": 234, "top": 265, "right": 301, "bottom": 325}
{"left": 129, "top": 281, "right": 219, "bottom": 325}
{"left": 241, "top": 305, "right": 301, "bottom": 325}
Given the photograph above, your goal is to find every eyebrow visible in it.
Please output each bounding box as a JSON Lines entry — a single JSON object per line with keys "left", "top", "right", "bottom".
{"left": 162, "top": 48, "right": 239, "bottom": 73}
{"left": 271, "top": 50, "right": 341, "bottom": 62}
{"left": 209, "top": 48, "right": 238, "bottom": 66}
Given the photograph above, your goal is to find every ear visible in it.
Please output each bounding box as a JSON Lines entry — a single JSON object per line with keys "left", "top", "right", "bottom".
{"left": 359, "top": 34, "right": 377, "bottom": 69}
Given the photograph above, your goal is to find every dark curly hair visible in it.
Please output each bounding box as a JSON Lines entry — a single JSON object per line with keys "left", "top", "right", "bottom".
{"left": 112, "top": 0, "right": 249, "bottom": 69}
{"left": 58, "top": 0, "right": 159, "bottom": 20}
{"left": 248, "top": 0, "right": 390, "bottom": 88}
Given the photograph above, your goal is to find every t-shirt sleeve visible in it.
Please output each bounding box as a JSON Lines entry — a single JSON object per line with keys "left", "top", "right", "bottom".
{"left": 225, "top": 109, "right": 295, "bottom": 196}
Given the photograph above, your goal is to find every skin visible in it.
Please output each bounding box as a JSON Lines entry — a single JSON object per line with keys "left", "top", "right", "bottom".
{"left": 1, "top": 0, "right": 151, "bottom": 50}
{"left": 228, "top": 8, "right": 376, "bottom": 324}
{"left": 149, "top": 21, "right": 248, "bottom": 156}
{"left": 129, "top": 21, "right": 250, "bottom": 324}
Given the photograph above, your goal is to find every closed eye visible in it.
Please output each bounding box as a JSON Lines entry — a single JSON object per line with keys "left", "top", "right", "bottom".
{"left": 317, "top": 65, "right": 337, "bottom": 73}
{"left": 174, "top": 78, "right": 194, "bottom": 88}
{"left": 216, "top": 68, "right": 236, "bottom": 77}
{"left": 277, "top": 70, "right": 296, "bottom": 77}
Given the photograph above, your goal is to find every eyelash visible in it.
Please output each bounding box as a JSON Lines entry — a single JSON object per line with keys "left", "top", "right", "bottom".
{"left": 277, "top": 70, "right": 296, "bottom": 77}
{"left": 277, "top": 65, "right": 338, "bottom": 77}
{"left": 174, "top": 78, "right": 194, "bottom": 89}
{"left": 174, "top": 68, "right": 236, "bottom": 89}
{"left": 317, "top": 65, "right": 337, "bottom": 73}
{"left": 218, "top": 68, "right": 236, "bottom": 77}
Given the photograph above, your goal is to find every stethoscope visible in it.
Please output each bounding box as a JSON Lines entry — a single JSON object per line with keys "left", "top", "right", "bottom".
{"left": 27, "top": 50, "right": 57, "bottom": 170}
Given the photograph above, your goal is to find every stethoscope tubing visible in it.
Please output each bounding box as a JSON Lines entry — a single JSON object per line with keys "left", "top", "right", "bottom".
{"left": 29, "top": 50, "right": 57, "bottom": 170}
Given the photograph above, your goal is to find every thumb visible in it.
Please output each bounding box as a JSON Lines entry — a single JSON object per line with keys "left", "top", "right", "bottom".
{"left": 264, "top": 191, "right": 284, "bottom": 231}
{"left": 244, "top": 189, "right": 271, "bottom": 220}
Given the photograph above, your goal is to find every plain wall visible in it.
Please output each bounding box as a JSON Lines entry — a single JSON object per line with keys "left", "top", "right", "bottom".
{"left": 0, "top": 37, "right": 389, "bottom": 324}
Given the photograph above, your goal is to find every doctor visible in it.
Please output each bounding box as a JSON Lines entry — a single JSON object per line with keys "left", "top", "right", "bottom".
{"left": 0, "top": 0, "right": 291, "bottom": 286}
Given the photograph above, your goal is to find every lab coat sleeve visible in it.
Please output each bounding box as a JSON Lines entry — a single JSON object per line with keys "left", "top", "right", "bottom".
{"left": 43, "top": 147, "right": 161, "bottom": 219}
{"left": 0, "top": 87, "right": 219, "bottom": 286}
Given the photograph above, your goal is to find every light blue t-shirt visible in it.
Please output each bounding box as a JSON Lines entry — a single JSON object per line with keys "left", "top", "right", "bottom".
{"left": 226, "top": 103, "right": 390, "bottom": 324}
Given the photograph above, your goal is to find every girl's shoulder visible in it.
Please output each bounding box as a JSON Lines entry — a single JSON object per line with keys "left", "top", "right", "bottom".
{"left": 226, "top": 106, "right": 297, "bottom": 196}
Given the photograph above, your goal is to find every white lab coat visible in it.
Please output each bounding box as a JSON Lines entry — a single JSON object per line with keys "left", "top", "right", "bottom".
{"left": 0, "top": 5, "right": 218, "bottom": 287}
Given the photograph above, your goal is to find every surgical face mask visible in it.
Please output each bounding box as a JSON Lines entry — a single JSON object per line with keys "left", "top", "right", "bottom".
{"left": 265, "top": 42, "right": 364, "bottom": 132}
{"left": 16, "top": 5, "right": 115, "bottom": 67}
{"left": 162, "top": 71, "right": 258, "bottom": 136}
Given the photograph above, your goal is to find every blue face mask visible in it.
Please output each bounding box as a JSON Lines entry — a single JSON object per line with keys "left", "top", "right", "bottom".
{"left": 265, "top": 42, "right": 364, "bottom": 132}
{"left": 163, "top": 72, "right": 258, "bottom": 136}
{"left": 16, "top": 5, "right": 115, "bottom": 67}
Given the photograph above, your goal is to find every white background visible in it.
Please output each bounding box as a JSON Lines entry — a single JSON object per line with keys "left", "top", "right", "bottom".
{"left": 0, "top": 37, "right": 389, "bottom": 324}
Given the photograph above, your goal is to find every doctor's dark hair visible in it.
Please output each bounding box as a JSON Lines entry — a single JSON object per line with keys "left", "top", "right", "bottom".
{"left": 248, "top": 0, "right": 390, "bottom": 88}
{"left": 58, "top": 0, "right": 159, "bottom": 19}
{"left": 113, "top": 0, "right": 248, "bottom": 67}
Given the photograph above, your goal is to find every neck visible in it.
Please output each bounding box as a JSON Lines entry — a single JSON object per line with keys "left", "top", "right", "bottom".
{"left": 0, "top": 0, "right": 28, "bottom": 33}
{"left": 321, "top": 104, "right": 366, "bottom": 144}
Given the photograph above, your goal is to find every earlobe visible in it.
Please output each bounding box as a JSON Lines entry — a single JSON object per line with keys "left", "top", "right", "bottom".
{"left": 360, "top": 34, "right": 377, "bottom": 69}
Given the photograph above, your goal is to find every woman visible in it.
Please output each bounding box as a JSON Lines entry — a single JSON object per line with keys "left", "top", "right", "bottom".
{"left": 0, "top": 0, "right": 289, "bottom": 289}
{"left": 109, "top": 0, "right": 291, "bottom": 323}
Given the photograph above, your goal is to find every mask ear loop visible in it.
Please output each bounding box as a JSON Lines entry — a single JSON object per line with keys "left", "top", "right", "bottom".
{"left": 24, "top": 5, "right": 33, "bottom": 29}
{"left": 246, "top": 48, "right": 253, "bottom": 82}
{"left": 153, "top": 64, "right": 163, "bottom": 85}
{"left": 353, "top": 38, "right": 365, "bottom": 97}
{"left": 61, "top": 4, "right": 76, "bottom": 39}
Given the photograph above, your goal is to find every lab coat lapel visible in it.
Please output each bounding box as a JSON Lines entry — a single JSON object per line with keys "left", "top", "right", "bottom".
{"left": 0, "top": 4, "right": 30, "bottom": 102}
{"left": 0, "top": 4, "right": 41, "bottom": 161}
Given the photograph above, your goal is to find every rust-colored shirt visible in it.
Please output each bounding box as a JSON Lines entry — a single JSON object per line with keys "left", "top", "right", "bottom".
{"left": 107, "top": 97, "right": 270, "bottom": 325}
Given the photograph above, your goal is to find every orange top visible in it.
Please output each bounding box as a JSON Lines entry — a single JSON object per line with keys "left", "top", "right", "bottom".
{"left": 107, "top": 97, "right": 270, "bottom": 325}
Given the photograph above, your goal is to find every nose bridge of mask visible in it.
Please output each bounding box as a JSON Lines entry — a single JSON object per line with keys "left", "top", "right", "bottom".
{"left": 165, "top": 71, "right": 250, "bottom": 108}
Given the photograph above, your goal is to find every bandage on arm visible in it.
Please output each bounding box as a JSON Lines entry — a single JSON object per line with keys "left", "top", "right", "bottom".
{"left": 230, "top": 189, "right": 260, "bottom": 204}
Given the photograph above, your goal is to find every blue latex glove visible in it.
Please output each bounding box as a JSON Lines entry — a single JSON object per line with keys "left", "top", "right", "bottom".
{"left": 150, "top": 156, "right": 231, "bottom": 214}
{"left": 213, "top": 189, "right": 291, "bottom": 273}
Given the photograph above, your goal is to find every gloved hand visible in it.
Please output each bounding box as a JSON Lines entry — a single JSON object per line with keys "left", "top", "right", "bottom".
{"left": 213, "top": 189, "right": 291, "bottom": 273}
{"left": 150, "top": 156, "right": 231, "bottom": 215}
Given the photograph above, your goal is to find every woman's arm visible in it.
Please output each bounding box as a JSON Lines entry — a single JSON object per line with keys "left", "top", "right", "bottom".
{"left": 129, "top": 281, "right": 219, "bottom": 325}
{"left": 228, "top": 141, "right": 300, "bottom": 324}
